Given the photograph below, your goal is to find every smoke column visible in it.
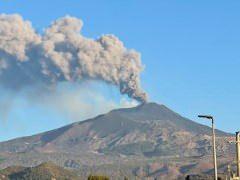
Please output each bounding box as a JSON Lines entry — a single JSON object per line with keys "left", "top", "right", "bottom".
{"left": 0, "top": 14, "right": 147, "bottom": 103}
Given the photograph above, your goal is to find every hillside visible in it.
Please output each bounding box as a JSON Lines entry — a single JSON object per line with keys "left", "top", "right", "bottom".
{"left": 0, "top": 162, "right": 79, "bottom": 180}
{"left": 0, "top": 102, "right": 234, "bottom": 179}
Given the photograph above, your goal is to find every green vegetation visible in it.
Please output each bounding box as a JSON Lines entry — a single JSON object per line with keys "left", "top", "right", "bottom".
{"left": 88, "top": 174, "right": 110, "bottom": 180}
{"left": 0, "top": 156, "right": 5, "bottom": 163}
{"left": 0, "top": 162, "right": 79, "bottom": 180}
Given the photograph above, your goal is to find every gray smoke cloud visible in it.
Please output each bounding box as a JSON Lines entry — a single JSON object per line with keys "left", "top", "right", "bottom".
{"left": 0, "top": 14, "right": 147, "bottom": 103}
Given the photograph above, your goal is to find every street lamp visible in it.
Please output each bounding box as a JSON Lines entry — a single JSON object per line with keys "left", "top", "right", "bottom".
{"left": 198, "top": 115, "right": 218, "bottom": 180}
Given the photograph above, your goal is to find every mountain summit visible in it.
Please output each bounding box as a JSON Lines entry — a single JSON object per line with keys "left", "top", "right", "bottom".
{"left": 0, "top": 102, "right": 233, "bottom": 179}
{"left": 0, "top": 102, "right": 230, "bottom": 156}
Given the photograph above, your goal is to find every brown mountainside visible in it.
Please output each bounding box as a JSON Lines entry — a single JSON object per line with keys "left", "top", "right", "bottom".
{"left": 0, "top": 103, "right": 234, "bottom": 179}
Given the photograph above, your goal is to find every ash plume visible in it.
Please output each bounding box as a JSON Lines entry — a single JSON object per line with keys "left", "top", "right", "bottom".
{"left": 0, "top": 14, "right": 147, "bottom": 103}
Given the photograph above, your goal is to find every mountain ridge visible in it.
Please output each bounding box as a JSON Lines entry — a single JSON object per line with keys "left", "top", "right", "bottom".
{"left": 0, "top": 102, "right": 229, "bottom": 145}
{"left": 0, "top": 102, "right": 234, "bottom": 179}
{"left": 0, "top": 102, "right": 230, "bottom": 153}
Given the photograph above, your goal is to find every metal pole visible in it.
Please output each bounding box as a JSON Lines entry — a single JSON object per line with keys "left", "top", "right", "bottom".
{"left": 211, "top": 118, "right": 218, "bottom": 180}
{"left": 198, "top": 115, "right": 218, "bottom": 180}
{"left": 236, "top": 132, "right": 240, "bottom": 177}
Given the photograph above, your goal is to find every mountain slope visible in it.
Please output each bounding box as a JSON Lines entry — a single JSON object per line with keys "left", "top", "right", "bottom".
{"left": 0, "top": 103, "right": 231, "bottom": 157}
{"left": 0, "top": 162, "right": 79, "bottom": 180}
{"left": 0, "top": 102, "right": 234, "bottom": 179}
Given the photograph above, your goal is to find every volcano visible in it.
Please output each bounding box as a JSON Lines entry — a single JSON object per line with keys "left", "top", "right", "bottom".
{"left": 0, "top": 103, "right": 234, "bottom": 179}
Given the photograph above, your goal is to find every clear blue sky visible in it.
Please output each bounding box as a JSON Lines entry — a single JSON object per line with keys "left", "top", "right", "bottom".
{"left": 0, "top": 0, "right": 240, "bottom": 141}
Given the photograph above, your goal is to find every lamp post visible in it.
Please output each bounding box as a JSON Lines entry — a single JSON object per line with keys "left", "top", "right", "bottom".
{"left": 235, "top": 132, "right": 240, "bottom": 178}
{"left": 198, "top": 115, "right": 218, "bottom": 180}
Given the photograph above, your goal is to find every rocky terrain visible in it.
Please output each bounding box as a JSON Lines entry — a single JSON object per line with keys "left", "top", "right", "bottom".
{"left": 0, "top": 103, "right": 235, "bottom": 179}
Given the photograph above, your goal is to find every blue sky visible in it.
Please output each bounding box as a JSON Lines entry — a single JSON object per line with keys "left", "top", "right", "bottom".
{"left": 0, "top": 0, "right": 240, "bottom": 140}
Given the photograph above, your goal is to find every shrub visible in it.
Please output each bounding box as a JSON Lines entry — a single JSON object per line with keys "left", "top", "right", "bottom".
{"left": 88, "top": 174, "right": 110, "bottom": 180}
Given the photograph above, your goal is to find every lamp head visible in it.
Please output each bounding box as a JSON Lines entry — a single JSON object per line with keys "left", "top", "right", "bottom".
{"left": 198, "top": 115, "right": 213, "bottom": 119}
